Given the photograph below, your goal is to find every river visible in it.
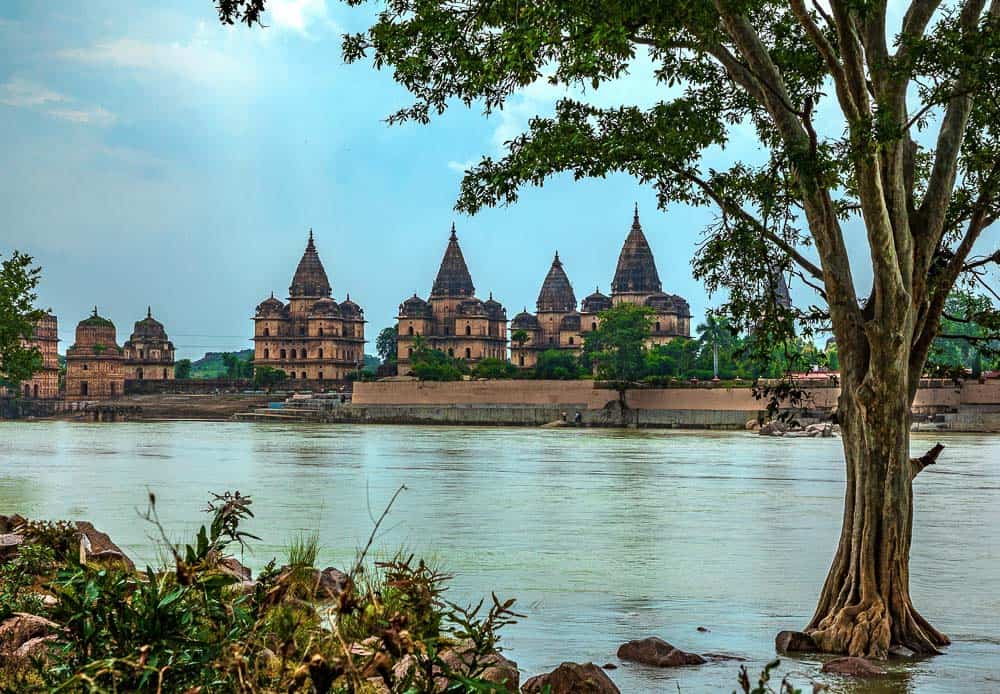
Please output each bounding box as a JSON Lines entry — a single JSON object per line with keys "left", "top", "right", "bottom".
{"left": 0, "top": 422, "right": 997, "bottom": 692}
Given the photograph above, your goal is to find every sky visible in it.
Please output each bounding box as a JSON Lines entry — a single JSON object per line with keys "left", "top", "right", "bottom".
{"left": 1, "top": 0, "right": 995, "bottom": 359}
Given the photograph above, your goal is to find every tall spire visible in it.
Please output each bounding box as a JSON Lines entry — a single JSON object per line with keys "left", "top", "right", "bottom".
{"left": 431, "top": 223, "right": 475, "bottom": 298}
{"left": 537, "top": 251, "right": 577, "bottom": 312}
{"left": 289, "top": 230, "right": 332, "bottom": 298}
{"left": 611, "top": 205, "right": 662, "bottom": 295}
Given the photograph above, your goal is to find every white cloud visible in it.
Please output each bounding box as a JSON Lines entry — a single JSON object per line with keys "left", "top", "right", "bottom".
{"left": 268, "top": 0, "right": 338, "bottom": 37}
{"left": 60, "top": 36, "right": 251, "bottom": 85}
{"left": 0, "top": 78, "right": 69, "bottom": 108}
{"left": 0, "top": 78, "right": 115, "bottom": 127}
{"left": 47, "top": 105, "right": 117, "bottom": 127}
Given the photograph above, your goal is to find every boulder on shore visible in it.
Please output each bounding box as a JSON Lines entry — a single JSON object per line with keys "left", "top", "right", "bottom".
{"left": 76, "top": 521, "right": 134, "bottom": 571}
{"left": 522, "top": 662, "right": 619, "bottom": 693}
{"left": 617, "top": 637, "right": 706, "bottom": 667}
{"left": 0, "top": 613, "right": 60, "bottom": 655}
{"left": 821, "top": 656, "right": 887, "bottom": 677}
{"left": 0, "top": 533, "right": 24, "bottom": 562}
{"left": 775, "top": 630, "right": 819, "bottom": 654}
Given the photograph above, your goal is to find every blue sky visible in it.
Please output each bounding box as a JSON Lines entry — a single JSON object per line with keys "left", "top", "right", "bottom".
{"left": 1, "top": 1, "right": 994, "bottom": 358}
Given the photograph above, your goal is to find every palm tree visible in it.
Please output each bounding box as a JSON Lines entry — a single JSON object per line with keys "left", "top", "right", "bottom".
{"left": 696, "top": 313, "right": 728, "bottom": 380}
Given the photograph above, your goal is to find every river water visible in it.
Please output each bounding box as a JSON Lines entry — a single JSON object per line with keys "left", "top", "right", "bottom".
{"left": 0, "top": 422, "right": 997, "bottom": 692}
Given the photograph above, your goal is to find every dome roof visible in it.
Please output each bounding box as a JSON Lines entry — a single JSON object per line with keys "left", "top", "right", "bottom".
{"left": 73, "top": 308, "right": 118, "bottom": 348}
{"left": 309, "top": 297, "right": 341, "bottom": 316}
{"left": 582, "top": 288, "right": 612, "bottom": 313}
{"left": 256, "top": 294, "right": 285, "bottom": 315}
{"left": 643, "top": 292, "right": 672, "bottom": 310}
{"left": 483, "top": 292, "right": 505, "bottom": 319}
{"left": 511, "top": 310, "right": 540, "bottom": 330}
{"left": 339, "top": 294, "right": 363, "bottom": 318}
{"left": 399, "top": 294, "right": 431, "bottom": 317}
{"left": 131, "top": 307, "right": 168, "bottom": 340}
{"left": 611, "top": 205, "right": 662, "bottom": 295}
{"left": 289, "top": 230, "right": 333, "bottom": 299}
{"left": 457, "top": 297, "right": 487, "bottom": 316}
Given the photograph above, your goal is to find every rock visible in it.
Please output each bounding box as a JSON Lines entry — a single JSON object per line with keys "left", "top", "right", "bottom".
{"left": 316, "top": 567, "right": 349, "bottom": 600}
{"left": 758, "top": 420, "right": 788, "bottom": 436}
{"left": 821, "top": 657, "right": 886, "bottom": 677}
{"left": 784, "top": 430, "right": 815, "bottom": 438}
{"left": 745, "top": 419, "right": 760, "bottom": 431}
{"left": 13, "top": 635, "right": 56, "bottom": 660}
{"left": 617, "top": 637, "right": 706, "bottom": 667}
{"left": 522, "top": 662, "right": 620, "bottom": 693}
{"left": 0, "top": 533, "right": 24, "bottom": 562}
{"left": 696, "top": 626, "right": 710, "bottom": 632}
{"left": 218, "top": 555, "right": 251, "bottom": 581}
{"left": 602, "top": 663, "right": 617, "bottom": 670}
{"left": 775, "top": 630, "right": 819, "bottom": 654}
{"left": 76, "top": 521, "right": 134, "bottom": 571}
{"left": 0, "top": 514, "right": 25, "bottom": 533}
{"left": 0, "top": 613, "right": 60, "bottom": 654}
{"left": 439, "top": 642, "right": 519, "bottom": 691}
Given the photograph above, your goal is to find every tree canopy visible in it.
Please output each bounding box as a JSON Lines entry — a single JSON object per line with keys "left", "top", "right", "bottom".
{"left": 0, "top": 251, "right": 45, "bottom": 393}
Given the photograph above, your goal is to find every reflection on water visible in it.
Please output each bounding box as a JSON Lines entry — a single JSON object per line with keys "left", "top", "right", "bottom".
{"left": 1, "top": 422, "right": 997, "bottom": 692}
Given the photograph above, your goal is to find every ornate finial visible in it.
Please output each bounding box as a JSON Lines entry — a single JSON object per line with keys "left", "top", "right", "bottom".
{"left": 309, "top": 227, "right": 314, "bottom": 241}
{"left": 346, "top": 292, "right": 351, "bottom": 301}
{"left": 93, "top": 305, "right": 98, "bottom": 317}
{"left": 633, "top": 202, "right": 640, "bottom": 222}
{"left": 147, "top": 306, "right": 152, "bottom": 318}
{"left": 554, "top": 250, "right": 560, "bottom": 262}
{"left": 450, "top": 222, "right": 457, "bottom": 240}
{"left": 489, "top": 291, "right": 493, "bottom": 300}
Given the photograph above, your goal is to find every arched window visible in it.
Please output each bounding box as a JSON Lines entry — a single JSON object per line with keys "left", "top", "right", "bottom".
{"left": 139, "top": 349, "right": 144, "bottom": 359}
{"left": 465, "top": 347, "right": 471, "bottom": 358}
{"left": 301, "top": 372, "right": 307, "bottom": 380}
{"left": 290, "top": 372, "right": 295, "bottom": 379}
{"left": 318, "top": 328, "right": 324, "bottom": 336}
{"left": 318, "top": 348, "right": 324, "bottom": 358}
{"left": 569, "top": 336, "right": 574, "bottom": 345}
{"left": 33, "top": 384, "right": 38, "bottom": 398}
{"left": 82, "top": 363, "right": 88, "bottom": 370}
{"left": 280, "top": 349, "right": 286, "bottom": 359}
{"left": 655, "top": 322, "right": 661, "bottom": 332}
{"left": 465, "top": 325, "right": 471, "bottom": 336}
{"left": 162, "top": 369, "right": 167, "bottom": 379}
{"left": 299, "top": 326, "right": 306, "bottom": 336}
{"left": 591, "top": 322, "right": 597, "bottom": 331}
{"left": 518, "top": 355, "right": 524, "bottom": 366}
{"left": 137, "top": 368, "right": 144, "bottom": 380}
{"left": 290, "top": 349, "right": 296, "bottom": 359}
{"left": 548, "top": 337, "right": 554, "bottom": 345}
{"left": 318, "top": 372, "right": 324, "bottom": 381}
{"left": 448, "top": 348, "right": 454, "bottom": 357}
{"left": 408, "top": 326, "right": 414, "bottom": 335}
{"left": 24, "top": 385, "right": 30, "bottom": 397}
{"left": 263, "top": 327, "right": 270, "bottom": 337}
{"left": 80, "top": 382, "right": 89, "bottom": 396}
{"left": 264, "top": 349, "right": 269, "bottom": 359}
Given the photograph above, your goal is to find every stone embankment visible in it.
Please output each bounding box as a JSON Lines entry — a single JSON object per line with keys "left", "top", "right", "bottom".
{"left": 232, "top": 378, "right": 1000, "bottom": 432}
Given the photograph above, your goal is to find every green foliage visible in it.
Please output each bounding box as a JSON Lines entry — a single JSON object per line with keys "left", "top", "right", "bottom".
{"left": 0, "top": 251, "right": 46, "bottom": 393}
{"left": 926, "top": 290, "right": 1000, "bottom": 377}
{"left": 0, "top": 544, "right": 55, "bottom": 621}
{"left": 253, "top": 365, "right": 287, "bottom": 389}
{"left": 222, "top": 352, "right": 254, "bottom": 379}
{"left": 533, "top": 349, "right": 583, "bottom": 380}
{"left": 189, "top": 349, "right": 254, "bottom": 379}
{"left": 409, "top": 336, "right": 468, "bottom": 381}
{"left": 582, "top": 304, "right": 653, "bottom": 385}
{"left": 5, "top": 490, "right": 522, "bottom": 693}
{"left": 472, "top": 357, "right": 517, "bottom": 379}
{"left": 15, "top": 519, "right": 78, "bottom": 562}
{"left": 510, "top": 329, "right": 529, "bottom": 348}
{"left": 173, "top": 358, "right": 192, "bottom": 379}
{"left": 376, "top": 325, "right": 398, "bottom": 365}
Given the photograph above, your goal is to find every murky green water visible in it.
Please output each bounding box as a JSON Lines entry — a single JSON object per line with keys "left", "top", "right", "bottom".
{"left": 0, "top": 422, "right": 997, "bottom": 692}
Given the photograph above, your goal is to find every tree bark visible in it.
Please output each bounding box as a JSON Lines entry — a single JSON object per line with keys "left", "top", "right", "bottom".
{"left": 804, "top": 365, "right": 949, "bottom": 658}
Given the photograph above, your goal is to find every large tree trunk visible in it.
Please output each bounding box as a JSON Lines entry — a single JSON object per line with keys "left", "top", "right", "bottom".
{"left": 804, "top": 365, "right": 949, "bottom": 658}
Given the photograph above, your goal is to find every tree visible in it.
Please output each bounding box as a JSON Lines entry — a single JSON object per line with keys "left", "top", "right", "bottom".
{"left": 218, "top": 0, "right": 1000, "bottom": 659}
{"left": 472, "top": 357, "right": 517, "bottom": 379}
{"left": 221, "top": 352, "right": 253, "bottom": 380}
{"left": 696, "top": 313, "right": 732, "bottom": 379}
{"left": 533, "top": 349, "right": 582, "bottom": 379}
{"left": 0, "top": 251, "right": 45, "bottom": 394}
{"left": 253, "top": 365, "right": 287, "bottom": 389}
{"left": 926, "top": 290, "right": 999, "bottom": 375}
{"left": 174, "top": 359, "right": 193, "bottom": 380}
{"left": 376, "top": 326, "right": 398, "bottom": 365}
{"left": 409, "top": 336, "right": 467, "bottom": 381}
{"left": 582, "top": 304, "right": 653, "bottom": 404}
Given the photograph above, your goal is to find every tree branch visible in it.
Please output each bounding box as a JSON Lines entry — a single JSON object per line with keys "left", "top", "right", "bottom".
{"left": 911, "top": 443, "right": 944, "bottom": 479}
